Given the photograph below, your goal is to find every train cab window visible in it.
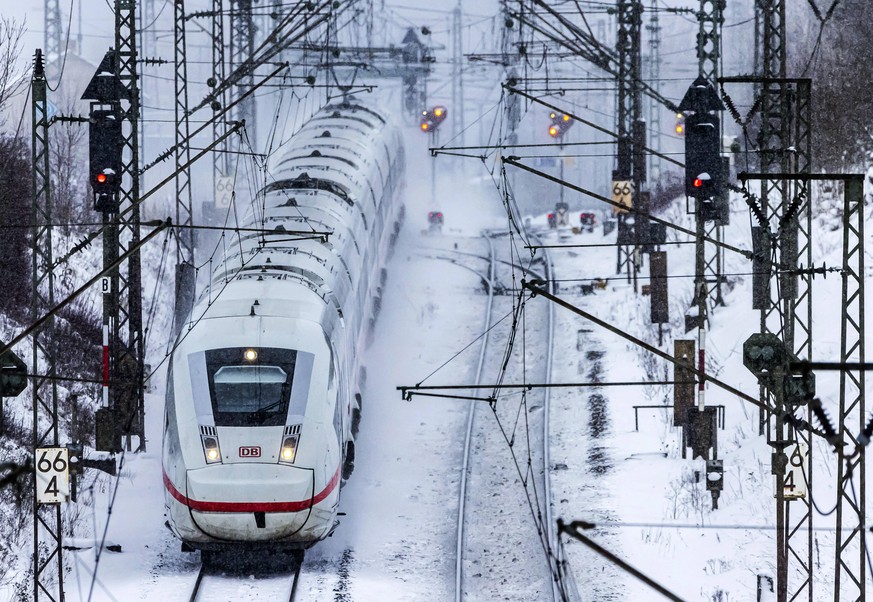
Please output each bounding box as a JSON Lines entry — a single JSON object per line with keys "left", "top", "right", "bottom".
{"left": 205, "top": 347, "right": 297, "bottom": 426}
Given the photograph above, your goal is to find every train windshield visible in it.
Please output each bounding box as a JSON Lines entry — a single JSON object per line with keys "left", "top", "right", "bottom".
{"left": 205, "top": 347, "right": 297, "bottom": 426}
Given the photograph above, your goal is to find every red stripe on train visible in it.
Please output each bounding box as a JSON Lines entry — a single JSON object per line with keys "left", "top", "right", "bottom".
{"left": 162, "top": 466, "right": 340, "bottom": 513}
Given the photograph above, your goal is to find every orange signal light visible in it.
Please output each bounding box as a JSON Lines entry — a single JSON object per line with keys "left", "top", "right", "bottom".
{"left": 421, "top": 122, "right": 430, "bottom": 131}
{"left": 675, "top": 124, "right": 684, "bottom": 135}
{"left": 434, "top": 108, "right": 443, "bottom": 117}
{"left": 549, "top": 126, "right": 559, "bottom": 137}
{"left": 562, "top": 114, "right": 570, "bottom": 122}
{"left": 96, "top": 173, "right": 107, "bottom": 184}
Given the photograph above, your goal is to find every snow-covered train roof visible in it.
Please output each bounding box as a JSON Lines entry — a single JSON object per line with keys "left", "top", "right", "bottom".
{"left": 190, "top": 99, "right": 403, "bottom": 335}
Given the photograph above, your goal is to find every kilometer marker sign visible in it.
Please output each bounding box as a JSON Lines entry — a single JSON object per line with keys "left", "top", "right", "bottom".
{"left": 35, "top": 447, "right": 70, "bottom": 504}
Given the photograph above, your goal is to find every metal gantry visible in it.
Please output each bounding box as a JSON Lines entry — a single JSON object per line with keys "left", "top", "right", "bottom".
{"left": 30, "top": 49, "right": 64, "bottom": 602}
{"left": 113, "top": 0, "right": 146, "bottom": 451}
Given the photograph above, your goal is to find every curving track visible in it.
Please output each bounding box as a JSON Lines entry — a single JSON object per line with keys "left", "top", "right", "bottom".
{"left": 448, "top": 231, "right": 558, "bottom": 602}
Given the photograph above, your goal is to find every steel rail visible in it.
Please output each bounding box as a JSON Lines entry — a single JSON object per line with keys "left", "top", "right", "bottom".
{"left": 189, "top": 559, "right": 302, "bottom": 602}
{"left": 540, "top": 235, "right": 560, "bottom": 602}
{"left": 455, "top": 235, "right": 495, "bottom": 602}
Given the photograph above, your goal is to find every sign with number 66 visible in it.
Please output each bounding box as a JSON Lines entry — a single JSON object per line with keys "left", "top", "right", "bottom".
{"left": 215, "top": 176, "right": 234, "bottom": 209}
{"left": 611, "top": 180, "right": 633, "bottom": 214}
{"left": 35, "top": 447, "right": 70, "bottom": 504}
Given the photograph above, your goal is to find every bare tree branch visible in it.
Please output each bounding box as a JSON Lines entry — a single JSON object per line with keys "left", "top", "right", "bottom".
{"left": 0, "top": 16, "right": 26, "bottom": 126}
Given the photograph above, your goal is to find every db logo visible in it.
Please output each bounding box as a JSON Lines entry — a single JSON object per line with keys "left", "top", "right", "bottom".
{"left": 239, "top": 446, "right": 261, "bottom": 458}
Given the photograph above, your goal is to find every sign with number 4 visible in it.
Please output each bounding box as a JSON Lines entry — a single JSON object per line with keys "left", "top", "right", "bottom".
{"left": 35, "top": 447, "right": 70, "bottom": 504}
{"left": 783, "top": 443, "right": 808, "bottom": 501}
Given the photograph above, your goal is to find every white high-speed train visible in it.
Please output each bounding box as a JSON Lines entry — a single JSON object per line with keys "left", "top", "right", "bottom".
{"left": 162, "top": 99, "right": 405, "bottom": 557}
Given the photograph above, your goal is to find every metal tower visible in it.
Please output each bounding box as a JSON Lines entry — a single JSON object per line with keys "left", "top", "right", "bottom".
{"left": 30, "top": 49, "right": 64, "bottom": 602}
{"left": 113, "top": 0, "right": 146, "bottom": 450}
{"left": 44, "top": 1, "right": 63, "bottom": 60}
{"left": 834, "top": 176, "right": 866, "bottom": 602}
{"left": 696, "top": 0, "right": 725, "bottom": 311}
{"left": 451, "top": 5, "right": 465, "bottom": 147}
{"left": 751, "top": 0, "right": 815, "bottom": 599}
{"left": 210, "top": 0, "right": 230, "bottom": 222}
{"left": 614, "top": 0, "right": 644, "bottom": 284}
{"left": 174, "top": 0, "right": 194, "bottom": 263}
{"left": 230, "top": 0, "right": 256, "bottom": 150}
{"left": 645, "top": 0, "right": 661, "bottom": 183}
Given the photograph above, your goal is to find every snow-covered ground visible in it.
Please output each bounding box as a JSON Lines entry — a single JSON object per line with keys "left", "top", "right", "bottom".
{"left": 2, "top": 1, "right": 873, "bottom": 600}
{"left": 5, "top": 163, "right": 864, "bottom": 602}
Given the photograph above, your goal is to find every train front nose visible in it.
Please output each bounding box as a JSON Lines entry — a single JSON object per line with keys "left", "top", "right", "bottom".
{"left": 184, "top": 463, "right": 320, "bottom": 541}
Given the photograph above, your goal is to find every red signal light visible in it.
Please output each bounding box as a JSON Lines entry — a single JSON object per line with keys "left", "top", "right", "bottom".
{"left": 96, "top": 173, "right": 107, "bottom": 184}
{"left": 693, "top": 177, "right": 703, "bottom": 188}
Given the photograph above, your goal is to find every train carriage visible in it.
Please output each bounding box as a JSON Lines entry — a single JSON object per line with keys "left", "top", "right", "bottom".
{"left": 162, "top": 99, "right": 405, "bottom": 554}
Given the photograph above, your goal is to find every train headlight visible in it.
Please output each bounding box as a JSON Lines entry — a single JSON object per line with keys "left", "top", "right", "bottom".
{"left": 202, "top": 435, "right": 222, "bottom": 464}
{"left": 244, "top": 348, "right": 258, "bottom": 361}
{"left": 279, "top": 435, "right": 299, "bottom": 464}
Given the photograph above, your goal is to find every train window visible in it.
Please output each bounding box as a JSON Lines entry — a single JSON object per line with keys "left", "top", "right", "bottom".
{"left": 205, "top": 347, "right": 297, "bottom": 427}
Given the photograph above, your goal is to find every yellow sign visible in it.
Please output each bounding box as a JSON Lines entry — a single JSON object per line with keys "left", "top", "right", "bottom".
{"left": 611, "top": 180, "right": 633, "bottom": 214}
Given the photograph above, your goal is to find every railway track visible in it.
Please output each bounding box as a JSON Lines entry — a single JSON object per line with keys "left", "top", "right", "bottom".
{"left": 188, "top": 558, "right": 302, "bottom": 602}
{"left": 452, "top": 230, "right": 557, "bottom": 602}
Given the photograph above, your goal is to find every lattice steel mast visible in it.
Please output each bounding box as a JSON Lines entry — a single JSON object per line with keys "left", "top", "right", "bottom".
{"left": 44, "top": 1, "right": 63, "bottom": 60}
{"left": 614, "top": 0, "right": 644, "bottom": 284}
{"left": 113, "top": 0, "right": 145, "bottom": 451}
{"left": 230, "top": 0, "right": 256, "bottom": 150}
{"left": 834, "top": 176, "right": 866, "bottom": 601}
{"left": 174, "top": 0, "right": 194, "bottom": 263}
{"left": 30, "top": 49, "right": 64, "bottom": 602}
{"left": 696, "top": 0, "right": 725, "bottom": 311}
{"left": 645, "top": 0, "right": 661, "bottom": 182}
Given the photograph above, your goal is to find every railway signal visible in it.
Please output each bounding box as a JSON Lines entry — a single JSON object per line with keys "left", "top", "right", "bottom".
{"left": 420, "top": 105, "right": 448, "bottom": 132}
{"left": 674, "top": 112, "right": 685, "bottom": 135}
{"left": 548, "top": 111, "right": 573, "bottom": 138}
{"left": 684, "top": 112, "right": 721, "bottom": 201}
{"left": 742, "top": 332, "right": 787, "bottom": 384}
{"left": 679, "top": 76, "right": 726, "bottom": 222}
{"left": 0, "top": 345, "right": 27, "bottom": 398}
{"left": 89, "top": 108, "right": 123, "bottom": 212}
